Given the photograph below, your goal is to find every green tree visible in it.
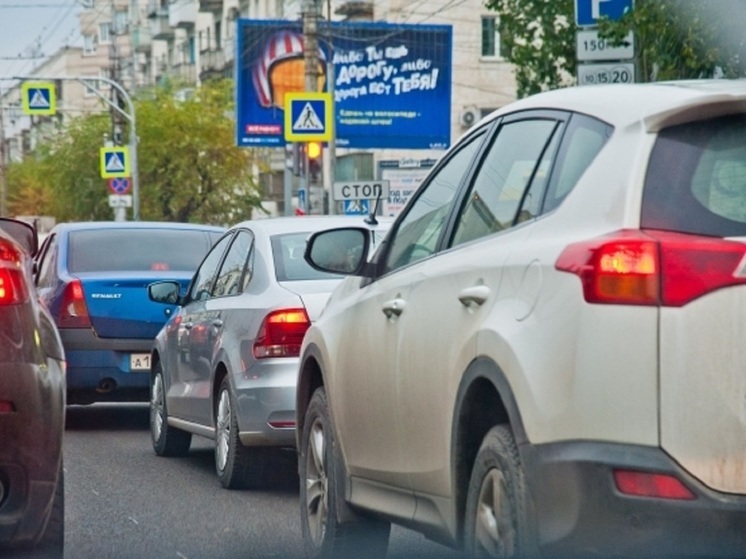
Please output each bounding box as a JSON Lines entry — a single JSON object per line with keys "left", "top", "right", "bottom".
{"left": 485, "top": 0, "right": 746, "bottom": 98}
{"left": 136, "top": 79, "right": 266, "bottom": 224}
{"left": 6, "top": 78, "right": 266, "bottom": 225}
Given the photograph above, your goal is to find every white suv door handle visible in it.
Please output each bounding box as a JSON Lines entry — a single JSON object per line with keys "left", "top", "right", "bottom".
{"left": 382, "top": 298, "right": 406, "bottom": 318}
{"left": 211, "top": 319, "right": 223, "bottom": 329}
{"left": 458, "top": 285, "right": 491, "bottom": 307}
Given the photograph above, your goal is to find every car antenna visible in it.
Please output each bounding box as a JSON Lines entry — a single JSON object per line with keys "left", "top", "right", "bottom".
{"left": 364, "top": 189, "right": 382, "bottom": 226}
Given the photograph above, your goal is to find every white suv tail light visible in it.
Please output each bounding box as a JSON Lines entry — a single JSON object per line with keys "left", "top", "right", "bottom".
{"left": 556, "top": 229, "right": 746, "bottom": 306}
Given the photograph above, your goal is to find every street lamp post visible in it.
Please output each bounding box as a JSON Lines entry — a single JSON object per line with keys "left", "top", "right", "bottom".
{"left": 14, "top": 75, "right": 141, "bottom": 220}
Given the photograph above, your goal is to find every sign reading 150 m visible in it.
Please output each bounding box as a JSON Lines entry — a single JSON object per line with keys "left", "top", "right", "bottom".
{"left": 236, "top": 19, "right": 453, "bottom": 150}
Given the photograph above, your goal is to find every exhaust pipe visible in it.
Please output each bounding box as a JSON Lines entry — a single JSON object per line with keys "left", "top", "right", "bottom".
{"left": 96, "top": 378, "right": 117, "bottom": 394}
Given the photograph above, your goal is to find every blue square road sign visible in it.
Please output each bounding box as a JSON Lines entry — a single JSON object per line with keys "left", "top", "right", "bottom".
{"left": 575, "top": 0, "right": 633, "bottom": 26}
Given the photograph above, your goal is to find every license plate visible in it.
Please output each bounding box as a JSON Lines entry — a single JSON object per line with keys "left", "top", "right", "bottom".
{"left": 130, "top": 353, "right": 151, "bottom": 371}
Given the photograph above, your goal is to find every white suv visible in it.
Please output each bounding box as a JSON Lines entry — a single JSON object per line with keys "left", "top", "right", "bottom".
{"left": 296, "top": 80, "right": 746, "bottom": 558}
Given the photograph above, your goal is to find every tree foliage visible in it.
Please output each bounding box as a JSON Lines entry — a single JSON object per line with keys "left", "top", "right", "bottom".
{"left": 7, "top": 79, "right": 266, "bottom": 225}
{"left": 485, "top": 0, "right": 746, "bottom": 98}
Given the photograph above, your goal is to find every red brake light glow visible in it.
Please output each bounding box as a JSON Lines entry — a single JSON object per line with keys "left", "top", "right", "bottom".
{"left": 614, "top": 469, "right": 696, "bottom": 500}
{"left": 253, "top": 308, "right": 311, "bottom": 359}
{"left": 58, "top": 279, "right": 92, "bottom": 328}
{"left": 556, "top": 229, "right": 746, "bottom": 306}
{"left": 0, "top": 241, "right": 28, "bottom": 305}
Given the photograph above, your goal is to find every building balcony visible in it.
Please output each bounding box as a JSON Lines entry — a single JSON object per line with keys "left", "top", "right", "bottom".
{"left": 132, "top": 26, "right": 152, "bottom": 53}
{"left": 172, "top": 62, "right": 198, "bottom": 85}
{"left": 199, "top": 0, "right": 224, "bottom": 13}
{"left": 147, "top": 0, "right": 168, "bottom": 18}
{"left": 199, "top": 48, "right": 229, "bottom": 81}
{"left": 169, "top": 0, "right": 197, "bottom": 30}
{"left": 150, "top": 15, "right": 174, "bottom": 40}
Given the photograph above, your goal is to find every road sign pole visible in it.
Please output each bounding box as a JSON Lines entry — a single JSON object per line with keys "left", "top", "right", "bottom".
{"left": 15, "top": 74, "right": 140, "bottom": 220}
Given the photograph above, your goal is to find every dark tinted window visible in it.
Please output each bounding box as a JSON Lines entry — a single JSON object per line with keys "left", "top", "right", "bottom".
{"left": 68, "top": 228, "right": 223, "bottom": 273}
{"left": 384, "top": 133, "right": 485, "bottom": 273}
{"left": 213, "top": 230, "right": 253, "bottom": 297}
{"left": 642, "top": 115, "right": 746, "bottom": 237}
{"left": 189, "top": 232, "right": 232, "bottom": 301}
{"left": 272, "top": 232, "right": 342, "bottom": 281}
{"left": 452, "top": 120, "right": 558, "bottom": 246}
{"left": 541, "top": 113, "right": 612, "bottom": 213}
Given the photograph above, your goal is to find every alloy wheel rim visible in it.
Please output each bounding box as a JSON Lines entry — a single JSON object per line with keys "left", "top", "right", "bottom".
{"left": 216, "top": 389, "right": 231, "bottom": 472}
{"left": 305, "top": 418, "right": 328, "bottom": 546}
{"left": 151, "top": 374, "right": 164, "bottom": 442}
{"left": 475, "top": 468, "right": 515, "bottom": 558}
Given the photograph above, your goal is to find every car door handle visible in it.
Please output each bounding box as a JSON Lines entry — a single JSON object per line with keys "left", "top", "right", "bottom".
{"left": 183, "top": 321, "right": 193, "bottom": 330}
{"left": 382, "top": 298, "right": 406, "bottom": 318}
{"left": 211, "top": 319, "right": 223, "bottom": 329}
{"left": 458, "top": 285, "right": 491, "bottom": 307}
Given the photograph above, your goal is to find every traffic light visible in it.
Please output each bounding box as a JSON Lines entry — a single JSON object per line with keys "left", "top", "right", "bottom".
{"left": 306, "top": 142, "right": 322, "bottom": 184}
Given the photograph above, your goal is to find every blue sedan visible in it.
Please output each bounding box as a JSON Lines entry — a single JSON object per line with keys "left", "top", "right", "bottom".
{"left": 35, "top": 221, "right": 225, "bottom": 405}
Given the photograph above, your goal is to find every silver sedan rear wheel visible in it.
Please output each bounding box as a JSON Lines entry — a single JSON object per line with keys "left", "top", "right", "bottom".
{"left": 150, "top": 361, "right": 191, "bottom": 457}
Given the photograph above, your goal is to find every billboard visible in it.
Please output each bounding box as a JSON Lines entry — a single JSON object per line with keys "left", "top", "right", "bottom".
{"left": 236, "top": 20, "right": 452, "bottom": 150}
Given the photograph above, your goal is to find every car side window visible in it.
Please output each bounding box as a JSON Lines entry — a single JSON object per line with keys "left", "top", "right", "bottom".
{"left": 451, "top": 119, "right": 560, "bottom": 247}
{"left": 383, "top": 132, "right": 485, "bottom": 274}
{"left": 541, "top": 113, "right": 612, "bottom": 214}
{"left": 36, "top": 234, "right": 58, "bottom": 288}
{"left": 188, "top": 233, "right": 233, "bottom": 302}
{"left": 212, "top": 230, "right": 254, "bottom": 298}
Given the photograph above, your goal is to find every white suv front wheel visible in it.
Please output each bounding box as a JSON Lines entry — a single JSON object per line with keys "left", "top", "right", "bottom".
{"left": 299, "top": 387, "right": 390, "bottom": 559}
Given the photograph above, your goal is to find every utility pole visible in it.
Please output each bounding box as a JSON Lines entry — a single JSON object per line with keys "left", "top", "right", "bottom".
{"left": 325, "top": 0, "right": 336, "bottom": 215}
{"left": 303, "top": 0, "right": 321, "bottom": 213}
{"left": 0, "top": 93, "right": 6, "bottom": 217}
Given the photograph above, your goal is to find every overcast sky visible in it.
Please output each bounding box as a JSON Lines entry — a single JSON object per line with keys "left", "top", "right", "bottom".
{"left": 0, "top": 1, "right": 81, "bottom": 84}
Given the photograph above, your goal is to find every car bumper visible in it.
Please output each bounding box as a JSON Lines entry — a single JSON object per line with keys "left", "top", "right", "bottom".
{"left": 0, "top": 360, "right": 64, "bottom": 546}
{"left": 525, "top": 441, "right": 746, "bottom": 558}
{"left": 60, "top": 328, "right": 152, "bottom": 403}
{"left": 234, "top": 358, "right": 297, "bottom": 447}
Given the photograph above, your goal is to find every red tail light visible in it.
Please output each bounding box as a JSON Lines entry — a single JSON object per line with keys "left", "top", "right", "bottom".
{"left": 556, "top": 229, "right": 746, "bottom": 306}
{"left": 58, "top": 279, "right": 92, "bottom": 328}
{"left": 614, "top": 469, "right": 696, "bottom": 500}
{"left": 0, "top": 241, "right": 28, "bottom": 305}
{"left": 253, "top": 308, "right": 311, "bottom": 359}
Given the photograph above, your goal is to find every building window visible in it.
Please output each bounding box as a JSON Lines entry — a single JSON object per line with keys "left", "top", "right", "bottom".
{"left": 481, "top": 16, "right": 503, "bottom": 58}
{"left": 83, "top": 34, "right": 97, "bottom": 55}
{"left": 114, "top": 9, "right": 128, "bottom": 35}
{"left": 99, "top": 22, "right": 112, "bottom": 44}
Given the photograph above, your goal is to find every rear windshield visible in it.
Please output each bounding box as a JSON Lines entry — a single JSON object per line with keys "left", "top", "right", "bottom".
{"left": 641, "top": 114, "right": 746, "bottom": 237}
{"left": 68, "top": 229, "right": 223, "bottom": 273}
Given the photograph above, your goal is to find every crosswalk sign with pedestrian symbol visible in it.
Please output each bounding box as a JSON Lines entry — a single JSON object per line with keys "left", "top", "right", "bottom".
{"left": 284, "top": 92, "right": 332, "bottom": 142}
{"left": 100, "top": 146, "right": 131, "bottom": 178}
{"left": 21, "top": 82, "right": 56, "bottom": 116}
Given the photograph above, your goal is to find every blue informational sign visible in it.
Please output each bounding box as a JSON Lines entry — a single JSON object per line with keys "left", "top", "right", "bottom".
{"left": 236, "top": 20, "right": 452, "bottom": 150}
{"left": 343, "top": 199, "right": 370, "bottom": 215}
{"left": 575, "top": 0, "right": 634, "bottom": 26}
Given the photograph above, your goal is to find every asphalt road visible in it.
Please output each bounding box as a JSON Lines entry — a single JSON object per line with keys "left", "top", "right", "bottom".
{"left": 63, "top": 403, "right": 465, "bottom": 559}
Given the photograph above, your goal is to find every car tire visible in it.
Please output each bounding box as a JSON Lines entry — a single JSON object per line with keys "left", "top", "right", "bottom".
{"left": 464, "top": 425, "right": 528, "bottom": 558}
{"left": 35, "top": 457, "right": 64, "bottom": 557}
{"left": 299, "top": 387, "right": 390, "bottom": 559}
{"left": 150, "top": 361, "right": 192, "bottom": 457}
{"left": 215, "top": 377, "right": 268, "bottom": 489}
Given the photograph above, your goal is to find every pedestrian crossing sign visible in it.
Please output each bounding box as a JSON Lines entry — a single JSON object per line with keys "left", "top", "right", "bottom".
{"left": 21, "top": 81, "right": 56, "bottom": 116}
{"left": 100, "top": 146, "right": 131, "bottom": 178}
{"left": 284, "top": 92, "right": 332, "bottom": 142}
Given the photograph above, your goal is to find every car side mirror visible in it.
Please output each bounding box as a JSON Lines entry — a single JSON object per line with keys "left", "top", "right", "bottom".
{"left": 305, "top": 227, "right": 370, "bottom": 275}
{"left": 0, "top": 218, "right": 38, "bottom": 256}
{"left": 148, "top": 281, "right": 182, "bottom": 305}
